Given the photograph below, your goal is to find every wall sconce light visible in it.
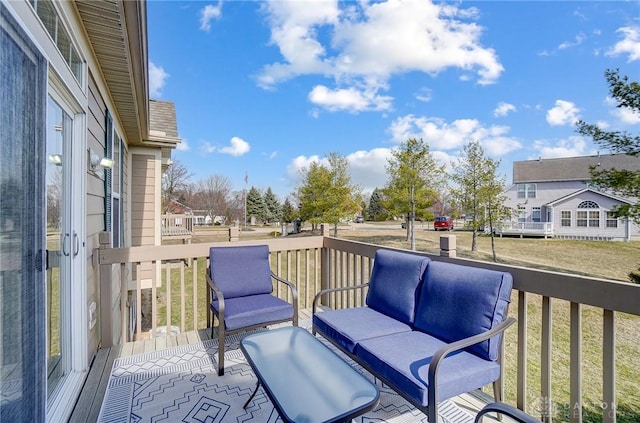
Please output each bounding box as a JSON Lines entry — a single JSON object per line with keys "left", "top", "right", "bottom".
{"left": 161, "top": 158, "right": 173, "bottom": 166}
{"left": 48, "top": 154, "right": 63, "bottom": 166}
{"left": 88, "top": 148, "right": 114, "bottom": 171}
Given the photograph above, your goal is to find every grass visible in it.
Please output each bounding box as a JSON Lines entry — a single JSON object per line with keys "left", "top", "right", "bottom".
{"left": 157, "top": 223, "right": 639, "bottom": 422}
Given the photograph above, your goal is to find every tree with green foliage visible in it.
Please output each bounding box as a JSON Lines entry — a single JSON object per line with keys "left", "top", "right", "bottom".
{"left": 246, "top": 186, "right": 266, "bottom": 224}
{"left": 576, "top": 69, "right": 640, "bottom": 224}
{"left": 262, "top": 187, "right": 281, "bottom": 224}
{"left": 296, "top": 152, "right": 361, "bottom": 236}
{"left": 383, "top": 138, "right": 444, "bottom": 250}
{"left": 368, "top": 188, "right": 387, "bottom": 221}
{"left": 281, "top": 197, "right": 297, "bottom": 223}
{"left": 450, "top": 141, "right": 506, "bottom": 257}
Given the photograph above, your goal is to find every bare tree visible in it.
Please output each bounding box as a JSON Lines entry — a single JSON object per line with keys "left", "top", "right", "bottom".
{"left": 192, "top": 175, "right": 233, "bottom": 224}
{"left": 161, "top": 159, "right": 193, "bottom": 211}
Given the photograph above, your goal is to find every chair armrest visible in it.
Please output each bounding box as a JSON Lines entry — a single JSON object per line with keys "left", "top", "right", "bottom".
{"left": 312, "top": 283, "right": 370, "bottom": 314}
{"left": 427, "top": 317, "right": 516, "bottom": 406}
{"left": 474, "top": 402, "right": 541, "bottom": 423}
{"left": 271, "top": 272, "right": 299, "bottom": 303}
{"left": 206, "top": 268, "right": 226, "bottom": 320}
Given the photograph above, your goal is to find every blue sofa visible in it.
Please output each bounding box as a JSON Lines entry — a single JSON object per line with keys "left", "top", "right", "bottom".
{"left": 312, "top": 249, "right": 515, "bottom": 422}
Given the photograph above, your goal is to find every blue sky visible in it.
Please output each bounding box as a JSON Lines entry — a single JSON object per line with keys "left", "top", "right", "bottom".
{"left": 147, "top": 0, "right": 640, "bottom": 200}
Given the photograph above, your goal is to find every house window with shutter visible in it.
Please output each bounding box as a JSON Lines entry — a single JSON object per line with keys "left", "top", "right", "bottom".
{"left": 104, "top": 112, "right": 123, "bottom": 247}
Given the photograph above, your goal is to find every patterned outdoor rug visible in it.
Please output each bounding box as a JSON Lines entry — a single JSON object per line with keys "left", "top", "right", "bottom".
{"left": 98, "top": 323, "right": 474, "bottom": 423}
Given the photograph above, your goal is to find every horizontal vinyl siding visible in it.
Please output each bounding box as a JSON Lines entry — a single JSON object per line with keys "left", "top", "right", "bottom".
{"left": 131, "top": 154, "right": 156, "bottom": 283}
{"left": 86, "top": 73, "right": 107, "bottom": 357}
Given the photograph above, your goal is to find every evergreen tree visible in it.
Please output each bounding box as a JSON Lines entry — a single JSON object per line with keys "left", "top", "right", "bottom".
{"left": 383, "top": 138, "right": 444, "bottom": 250}
{"left": 368, "top": 188, "right": 387, "bottom": 221}
{"left": 450, "top": 140, "right": 506, "bottom": 257}
{"left": 281, "top": 197, "right": 297, "bottom": 223}
{"left": 576, "top": 69, "right": 640, "bottom": 224}
{"left": 263, "top": 187, "right": 281, "bottom": 224}
{"left": 246, "top": 186, "right": 266, "bottom": 224}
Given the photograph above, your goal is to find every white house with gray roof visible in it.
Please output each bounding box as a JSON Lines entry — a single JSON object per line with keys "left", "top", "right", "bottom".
{"left": 501, "top": 154, "right": 640, "bottom": 240}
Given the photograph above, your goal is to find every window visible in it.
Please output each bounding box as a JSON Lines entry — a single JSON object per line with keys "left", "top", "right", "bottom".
{"left": 606, "top": 211, "right": 618, "bottom": 228}
{"left": 105, "top": 113, "right": 124, "bottom": 247}
{"left": 577, "top": 201, "right": 600, "bottom": 227}
{"left": 516, "top": 183, "right": 536, "bottom": 199}
{"left": 29, "top": 0, "right": 83, "bottom": 84}
{"left": 561, "top": 211, "right": 571, "bottom": 227}
{"left": 532, "top": 207, "right": 541, "bottom": 222}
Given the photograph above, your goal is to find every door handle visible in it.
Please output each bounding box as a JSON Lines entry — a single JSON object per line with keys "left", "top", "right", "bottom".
{"left": 73, "top": 232, "right": 80, "bottom": 257}
{"left": 62, "top": 233, "right": 70, "bottom": 257}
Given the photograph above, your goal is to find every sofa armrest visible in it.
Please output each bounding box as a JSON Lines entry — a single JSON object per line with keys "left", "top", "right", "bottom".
{"left": 312, "top": 283, "right": 370, "bottom": 314}
{"left": 271, "top": 272, "right": 299, "bottom": 326}
{"left": 427, "top": 317, "right": 516, "bottom": 407}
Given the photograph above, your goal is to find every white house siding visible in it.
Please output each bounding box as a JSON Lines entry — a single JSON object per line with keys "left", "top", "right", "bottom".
{"left": 549, "top": 191, "right": 630, "bottom": 239}
{"left": 503, "top": 181, "right": 587, "bottom": 222}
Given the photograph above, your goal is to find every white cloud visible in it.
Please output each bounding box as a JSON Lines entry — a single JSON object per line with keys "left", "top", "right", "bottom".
{"left": 388, "top": 114, "right": 521, "bottom": 156}
{"left": 533, "top": 136, "right": 596, "bottom": 159}
{"left": 257, "top": 0, "right": 504, "bottom": 101}
{"left": 415, "top": 87, "right": 432, "bottom": 103}
{"left": 493, "top": 102, "right": 516, "bottom": 117}
{"left": 606, "top": 26, "right": 640, "bottom": 62}
{"left": 308, "top": 85, "right": 392, "bottom": 112}
{"left": 200, "top": 137, "right": 250, "bottom": 156}
{"left": 200, "top": 2, "right": 222, "bottom": 32}
{"left": 558, "top": 33, "right": 586, "bottom": 50}
{"left": 605, "top": 96, "right": 640, "bottom": 125}
{"left": 546, "top": 100, "right": 581, "bottom": 126}
{"left": 263, "top": 151, "right": 278, "bottom": 160}
{"left": 220, "top": 137, "right": 250, "bottom": 156}
{"left": 149, "top": 62, "right": 169, "bottom": 97}
{"left": 176, "top": 139, "right": 190, "bottom": 151}
{"left": 286, "top": 149, "right": 392, "bottom": 195}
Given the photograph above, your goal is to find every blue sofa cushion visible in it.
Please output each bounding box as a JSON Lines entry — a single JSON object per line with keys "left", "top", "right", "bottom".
{"left": 211, "top": 294, "right": 293, "bottom": 331}
{"left": 356, "top": 331, "right": 500, "bottom": 407}
{"left": 209, "top": 245, "right": 273, "bottom": 298}
{"left": 365, "top": 249, "right": 430, "bottom": 325}
{"left": 414, "top": 261, "right": 513, "bottom": 361}
{"left": 313, "top": 307, "right": 412, "bottom": 353}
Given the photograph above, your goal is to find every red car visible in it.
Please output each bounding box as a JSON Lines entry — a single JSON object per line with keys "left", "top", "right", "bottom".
{"left": 434, "top": 216, "right": 454, "bottom": 231}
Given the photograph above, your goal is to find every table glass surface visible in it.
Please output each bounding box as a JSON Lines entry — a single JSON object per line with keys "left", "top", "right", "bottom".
{"left": 241, "top": 326, "right": 379, "bottom": 423}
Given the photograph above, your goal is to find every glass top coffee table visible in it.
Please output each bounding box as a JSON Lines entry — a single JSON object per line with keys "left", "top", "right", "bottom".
{"left": 240, "top": 326, "right": 379, "bottom": 423}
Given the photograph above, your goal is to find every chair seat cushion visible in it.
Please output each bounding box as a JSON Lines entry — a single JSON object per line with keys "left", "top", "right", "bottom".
{"left": 211, "top": 294, "right": 293, "bottom": 331}
{"left": 356, "top": 331, "right": 500, "bottom": 407}
{"left": 313, "top": 307, "right": 412, "bottom": 353}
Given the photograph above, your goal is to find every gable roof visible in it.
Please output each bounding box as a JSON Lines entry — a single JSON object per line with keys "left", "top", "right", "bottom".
{"left": 546, "top": 188, "right": 632, "bottom": 207}
{"left": 514, "top": 153, "right": 640, "bottom": 183}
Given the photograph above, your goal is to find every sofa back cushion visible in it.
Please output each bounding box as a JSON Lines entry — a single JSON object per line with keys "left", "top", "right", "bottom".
{"left": 366, "top": 249, "right": 430, "bottom": 325}
{"left": 209, "top": 245, "right": 273, "bottom": 298}
{"left": 414, "top": 261, "right": 512, "bottom": 361}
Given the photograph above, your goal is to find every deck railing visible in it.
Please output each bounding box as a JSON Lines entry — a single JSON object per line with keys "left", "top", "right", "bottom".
{"left": 497, "top": 221, "right": 554, "bottom": 236}
{"left": 160, "top": 214, "right": 194, "bottom": 241}
{"left": 96, "top": 230, "right": 639, "bottom": 423}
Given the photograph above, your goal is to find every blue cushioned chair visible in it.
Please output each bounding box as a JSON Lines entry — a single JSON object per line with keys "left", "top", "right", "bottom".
{"left": 207, "top": 245, "right": 298, "bottom": 375}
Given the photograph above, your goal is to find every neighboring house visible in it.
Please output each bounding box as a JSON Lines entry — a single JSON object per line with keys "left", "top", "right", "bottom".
{"left": 165, "top": 199, "right": 193, "bottom": 215}
{"left": 502, "top": 154, "right": 640, "bottom": 240}
{"left": 0, "top": 1, "right": 181, "bottom": 421}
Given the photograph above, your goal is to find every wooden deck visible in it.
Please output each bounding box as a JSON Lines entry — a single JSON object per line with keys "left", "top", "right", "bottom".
{"left": 68, "top": 309, "right": 507, "bottom": 423}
